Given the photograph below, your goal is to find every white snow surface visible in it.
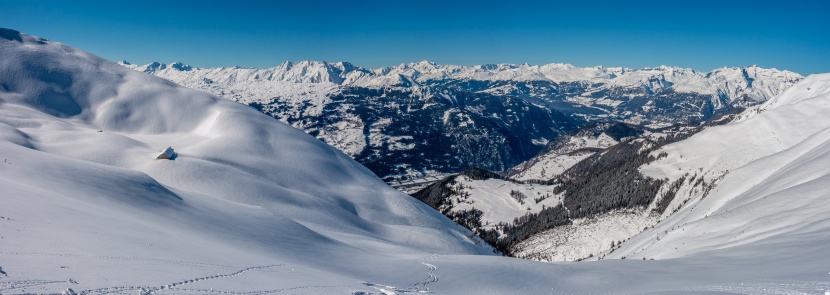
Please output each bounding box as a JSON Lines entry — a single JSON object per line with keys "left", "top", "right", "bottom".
{"left": 514, "top": 210, "right": 659, "bottom": 262}
{"left": 450, "top": 176, "right": 562, "bottom": 227}
{"left": 2, "top": 29, "right": 830, "bottom": 294}
{"left": 511, "top": 132, "right": 620, "bottom": 181}
{"left": 0, "top": 30, "right": 485, "bottom": 294}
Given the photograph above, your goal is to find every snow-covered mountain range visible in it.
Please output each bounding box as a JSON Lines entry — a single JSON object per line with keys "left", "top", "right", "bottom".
{"left": 121, "top": 60, "right": 801, "bottom": 181}
{"left": 4, "top": 28, "right": 830, "bottom": 294}
{"left": 123, "top": 60, "right": 798, "bottom": 103}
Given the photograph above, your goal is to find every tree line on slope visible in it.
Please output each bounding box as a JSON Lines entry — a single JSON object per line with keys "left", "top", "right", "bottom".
{"left": 412, "top": 109, "right": 748, "bottom": 256}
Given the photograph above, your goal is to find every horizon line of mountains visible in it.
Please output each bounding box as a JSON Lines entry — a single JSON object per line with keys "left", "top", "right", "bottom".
{"left": 124, "top": 59, "right": 801, "bottom": 182}
{"left": 120, "top": 59, "right": 801, "bottom": 90}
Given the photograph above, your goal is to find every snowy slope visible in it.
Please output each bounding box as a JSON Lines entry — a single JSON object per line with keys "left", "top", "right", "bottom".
{"left": 509, "top": 122, "right": 645, "bottom": 181}
{"left": 428, "top": 76, "right": 830, "bottom": 270}
{"left": 0, "top": 28, "right": 489, "bottom": 294}
{"left": 420, "top": 123, "right": 645, "bottom": 238}
{"left": 611, "top": 73, "right": 830, "bottom": 261}
{"left": 508, "top": 100, "right": 820, "bottom": 262}
{"left": 510, "top": 134, "right": 614, "bottom": 181}
{"left": 449, "top": 176, "right": 562, "bottom": 227}
{"left": 3, "top": 28, "right": 830, "bottom": 294}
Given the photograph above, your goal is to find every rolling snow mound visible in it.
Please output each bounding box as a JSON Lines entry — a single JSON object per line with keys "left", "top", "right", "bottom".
{"left": 0, "top": 28, "right": 491, "bottom": 294}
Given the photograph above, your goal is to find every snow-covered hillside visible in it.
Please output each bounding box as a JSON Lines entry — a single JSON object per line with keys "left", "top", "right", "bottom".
{"left": 0, "top": 28, "right": 488, "bottom": 294}
{"left": 450, "top": 176, "right": 561, "bottom": 226}
{"left": 418, "top": 76, "right": 830, "bottom": 268}
{"left": 3, "top": 28, "right": 830, "bottom": 294}
{"left": 514, "top": 73, "right": 830, "bottom": 269}
{"left": 411, "top": 123, "right": 648, "bottom": 250}
{"left": 612, "top": 72, "right": 830, "bottom": 261}
{"left": 510, "top": 122, "right": 646, "bottom": 181}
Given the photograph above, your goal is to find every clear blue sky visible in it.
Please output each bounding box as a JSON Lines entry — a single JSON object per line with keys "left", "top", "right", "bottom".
{"left": 2, "top": 0, "right": 828, "bottom": 74}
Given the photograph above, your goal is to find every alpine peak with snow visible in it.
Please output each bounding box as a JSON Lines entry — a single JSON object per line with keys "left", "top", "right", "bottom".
{"left": 3, "top": 27, "right": 830, "bottom": 294}
{"left": 122, "top": 59, "right": 800, "bottom": 102}
{"left": 121, "top": 58, "right": 801, "bottom": 182}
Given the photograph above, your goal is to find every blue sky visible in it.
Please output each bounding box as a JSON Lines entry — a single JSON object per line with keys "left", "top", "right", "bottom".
{"left": 2, "top": 0, "right": 828, "bottom": 74}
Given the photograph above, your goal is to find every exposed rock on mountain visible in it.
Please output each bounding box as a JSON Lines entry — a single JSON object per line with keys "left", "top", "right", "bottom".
{"left": 122, "top": 60, "right": 800, "bottom": 180}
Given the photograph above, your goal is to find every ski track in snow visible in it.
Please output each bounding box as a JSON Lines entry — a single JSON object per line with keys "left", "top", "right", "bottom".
{"left": 363, "top": 254, "right": 440, "bottom": 294}
{"left": 412, "top": 254, "right": 439, "bottom": 292}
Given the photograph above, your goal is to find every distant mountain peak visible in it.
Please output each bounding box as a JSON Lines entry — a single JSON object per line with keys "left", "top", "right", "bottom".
{"left": 169, "top": 61, "right": 192, "bottom": 71}
{"left": 0, "top": 27, "right": 23, "bottom": 42}
{"left": 123, "top": 59, "right": 801, "bottom": 88}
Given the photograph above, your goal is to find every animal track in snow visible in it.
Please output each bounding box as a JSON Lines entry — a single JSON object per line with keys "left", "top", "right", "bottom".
{"left": 0, "top": 251, "right": 240, "bottom": 271}
{"left": 0, "top": 278, "right": 66, "bottom": 292}
{"left": 77, "top": 265, "right": 285, "bottom": 295}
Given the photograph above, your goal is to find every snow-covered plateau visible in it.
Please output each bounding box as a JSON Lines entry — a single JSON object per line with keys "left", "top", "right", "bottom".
{"left": 2, "top": 28, "right": 830, "bottom": 294}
